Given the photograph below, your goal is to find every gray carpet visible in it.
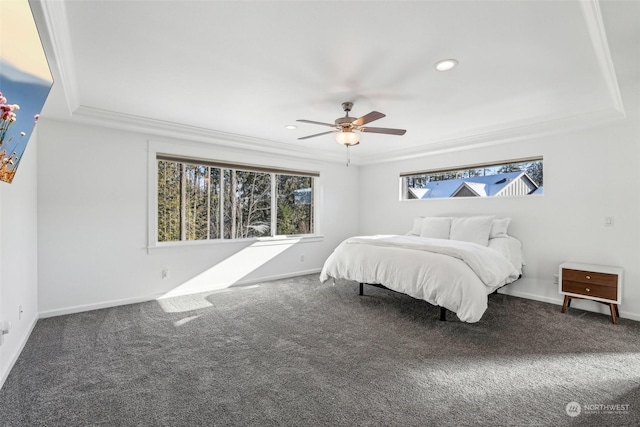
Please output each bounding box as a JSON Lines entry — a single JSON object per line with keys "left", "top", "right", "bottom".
{"left": 1, "top": 274, "right": 639, "bottom": 426}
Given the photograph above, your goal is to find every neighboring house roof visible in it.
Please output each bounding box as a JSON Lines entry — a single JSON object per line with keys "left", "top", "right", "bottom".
{"left": 453, "top": 181, "right": 489, "bottom": 197}
{"left": 407, "top": 187, "right": 430, "bottom": 199}
{"left": 531, "top": 186, "right": 544, "bottom": 195}
{"left": 413, "top": 172, "right": 539, "bottom": 199}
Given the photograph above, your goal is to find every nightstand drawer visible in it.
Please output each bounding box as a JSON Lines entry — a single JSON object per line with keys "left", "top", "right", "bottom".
{"left": 562, "top": 280, "right": 617, "bottom": 300}
{"left": 562, "top": 269, "right": 617, "bottom": 287}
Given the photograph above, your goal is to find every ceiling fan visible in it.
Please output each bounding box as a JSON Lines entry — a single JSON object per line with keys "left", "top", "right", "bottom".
{"left": 297, "top": 102, "right": 406, "bottom": 147}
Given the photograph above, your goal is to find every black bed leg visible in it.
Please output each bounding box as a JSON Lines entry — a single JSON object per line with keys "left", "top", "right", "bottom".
{"left": 439, "top": 306, "right": 447, "bottom": 321}
{"left": 359, "top": 283, "right": 364, "bottom": 296}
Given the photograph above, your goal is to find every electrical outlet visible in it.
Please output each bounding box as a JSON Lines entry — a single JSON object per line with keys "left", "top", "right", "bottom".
{"left": 0, "top": 321, "right": 12, "bottom": 346}
{"left": 0, "top": 321, "right": 11, "bottom": 333}
{"left": 300, "top": 255, "right": 305, "bottom": 262}
{"left": 553, "top": 274, "right": 559, "bottom": 285}
{"left": 162, "top": 268, "right": 169, "bottom": 279}
{"left": 0, "top": 321, "right": 10, "bottom": 346}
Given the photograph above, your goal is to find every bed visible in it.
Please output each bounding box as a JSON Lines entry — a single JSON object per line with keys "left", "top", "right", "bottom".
{"left": 319, "top": 216, "right": 523, "bottom": 323}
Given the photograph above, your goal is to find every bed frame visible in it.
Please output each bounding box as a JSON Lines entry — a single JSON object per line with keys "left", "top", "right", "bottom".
{"left": 359, "top": 282, "right": 448, "bottom": 321}
{"left": 358, "top": 277, "right": 520, "bottom": 321}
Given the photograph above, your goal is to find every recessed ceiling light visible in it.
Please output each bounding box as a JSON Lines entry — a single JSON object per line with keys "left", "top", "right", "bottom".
{"left": 285, "top": 125, "right": 297, "bottom": 130}
{"left": 434, "top": 59, "right": 458, "bottom": 72}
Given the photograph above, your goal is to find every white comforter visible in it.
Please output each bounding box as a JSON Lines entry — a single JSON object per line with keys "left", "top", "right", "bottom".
{"left": 320, "top": 235, "right": 521, "bottom": 323}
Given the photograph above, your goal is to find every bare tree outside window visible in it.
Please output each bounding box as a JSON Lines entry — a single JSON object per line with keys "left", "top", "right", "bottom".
{"left": 157, "top": 158, "right": 316, "bottom": 242}
{"left": 223, "top": 169, "right": 272, "bottom": 239}
{"left": 277, "top": 175, "right": 313, "bottom": 235}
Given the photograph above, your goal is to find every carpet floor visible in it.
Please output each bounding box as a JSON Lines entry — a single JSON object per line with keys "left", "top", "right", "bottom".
{"left": 1, "top": 274, "right": 639, "bottom": 426}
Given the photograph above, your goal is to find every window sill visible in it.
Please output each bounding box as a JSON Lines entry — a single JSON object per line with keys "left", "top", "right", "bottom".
{"left": 147, "top": 234, "right": 324, "bottom": 253}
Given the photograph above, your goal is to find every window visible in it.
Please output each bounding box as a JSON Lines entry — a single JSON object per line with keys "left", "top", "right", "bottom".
{"left": 400, "top": 158, "right": 543, "bottom": 200}
{"left": 157, "top": 155, "right": 316, "bottom": 242}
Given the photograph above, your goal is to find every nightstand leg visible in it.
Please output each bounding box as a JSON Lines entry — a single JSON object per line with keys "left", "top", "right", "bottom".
{"left": 561, "top": 296, "right": 571, "bottom": 313}
{"left": 609, "top": 304, "right": 618, "bottom": 324}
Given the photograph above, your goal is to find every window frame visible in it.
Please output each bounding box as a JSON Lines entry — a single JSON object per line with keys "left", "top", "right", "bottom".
{"left": 399, "top": 157, "right": 544, "bottom": 201}
{"left": 148, "top": 142, "right": 322, "bottom": 250}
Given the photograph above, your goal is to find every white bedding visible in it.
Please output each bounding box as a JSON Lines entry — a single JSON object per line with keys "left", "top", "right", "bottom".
{"left": 320, "top": 235, "right": 522, "bottom": 323}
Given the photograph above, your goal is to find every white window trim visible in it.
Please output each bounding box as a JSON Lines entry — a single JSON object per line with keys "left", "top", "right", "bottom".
{"left": 147, "top": 140, "right": 323, "bottom": 252}
{"left": 399, "top": 157, "right": 543, "bottom": 201}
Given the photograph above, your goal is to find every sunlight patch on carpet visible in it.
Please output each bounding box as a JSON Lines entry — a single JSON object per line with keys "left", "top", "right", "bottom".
{"left": 157, "top": 239, "right": 299, "bottom": 303}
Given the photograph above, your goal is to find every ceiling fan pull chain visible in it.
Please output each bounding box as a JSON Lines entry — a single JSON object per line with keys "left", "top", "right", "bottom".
{"left": 346, "top": 145, "right": 351, "bottom": 167}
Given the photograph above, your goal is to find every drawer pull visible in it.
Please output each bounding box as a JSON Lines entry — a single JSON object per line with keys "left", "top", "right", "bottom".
{"left": 586, "top": 275, "right": 591, "bottom": 280}
{"left": 585, "top": 288, "right": 590, "bottom": 292}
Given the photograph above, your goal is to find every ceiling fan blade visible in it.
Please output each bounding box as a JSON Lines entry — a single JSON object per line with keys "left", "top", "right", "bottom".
{"left": 296, "top": 119, "right": 336, "bottom": 127}
{"left": 360, "top": 127, "right": 407, "bottom": 136}
{"left": 298, "top": 130, "right": 335, "bottom": 140}
{"left": 352, "top": 111, "right": 386, "bottom": 126}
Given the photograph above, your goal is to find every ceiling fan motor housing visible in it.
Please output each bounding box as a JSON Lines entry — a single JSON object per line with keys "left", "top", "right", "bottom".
{"left": 341, "top": 102, "right": 354, "bottom": 113}
{"left": 337, "top": 102, "right": 356, "bottom": 126}
{"left": 335, "top": 117, "right": 356, "bottom": 126}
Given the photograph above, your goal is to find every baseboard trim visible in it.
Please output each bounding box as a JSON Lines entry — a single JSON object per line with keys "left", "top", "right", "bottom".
{"left": 497, "top": 288, "right": 563, "bottom": 306}
{"left": 498, "top": 287, "right": 640, "bottom": 322}
{"left": 619, "top": 310, "right": 640, "bottom": 322}
{"left": 232, "top": 269, "right": 322, "bottom": 288}
{"left": 39, "top": 269, "right": 322, "bottom": 319}
{"left": 0, "top": 315, "right": 39, "bottom": 391}
{"left": 36, "top": 268, "right": 640, "bottom": 326}
{"left": 157, "top": 268, "right": 323, "bottom": 299}
{"left": 38, "top": 293, "right": 164, "bottom": 319}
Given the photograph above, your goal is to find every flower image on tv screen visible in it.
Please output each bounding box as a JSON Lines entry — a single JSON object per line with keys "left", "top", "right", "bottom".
{"left": 0, "top": 0, "right": 53, "bottom": 184}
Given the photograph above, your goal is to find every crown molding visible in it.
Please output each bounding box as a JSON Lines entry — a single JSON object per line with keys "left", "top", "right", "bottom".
{"left": 32, "top": 0, "right": 623, "bottom": 169}
{"left": 358, "top": 107, "right": 625, "bottom": 165}
{"left": 30, "top": 0, "right": 80, "bottom": 116}
{"left": 580, "top": 0, "right": 625, "bottom": 116}
{"left": 69, "top": 103, "right": 623, "bottom": 169}
{"left": 359, "top": 0, "right": 626, "bottom": 166}
{"left": 30, "top": 0, "right": 353, "bottom": 165}
{"left": 71, "top": 105, "right": 349, "bottom": 165}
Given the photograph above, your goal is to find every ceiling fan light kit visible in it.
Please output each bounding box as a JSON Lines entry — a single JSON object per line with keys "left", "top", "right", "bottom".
{"left": 335, "top": 129, "right": 360, "bottom": 146}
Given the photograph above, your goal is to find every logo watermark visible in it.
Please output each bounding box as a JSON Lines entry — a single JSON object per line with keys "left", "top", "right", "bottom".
{"left": 566, "top": 401, "right": 631, "bottom": 417}
{"left": 565, "top": 402, "right": 581, "bottom": 417}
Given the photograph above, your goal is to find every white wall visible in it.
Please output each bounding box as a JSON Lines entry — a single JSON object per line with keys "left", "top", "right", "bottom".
{"left": 358, "top": 106, "right": 640, "bottom": 319}
{"left": 34, "top": 88, "right": 640, "bottom": 320}
{"left": 0, "top": 132, "right": 39, "bottom": 389}
{"left": 36, "top": 120, "right": 359, "bottom": 316}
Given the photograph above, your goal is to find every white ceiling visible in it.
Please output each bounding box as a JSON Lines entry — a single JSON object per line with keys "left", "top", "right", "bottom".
{"left": 34, "top": 0, "right": 635, "bottom": 165}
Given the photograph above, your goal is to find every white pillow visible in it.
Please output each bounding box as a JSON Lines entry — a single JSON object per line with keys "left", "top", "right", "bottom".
{"left": 420, "top": 217, "right": 451, "bottom": 239}
{"left": 450, "top": 216, "right": 494, "bottom": 246}
{"left": 408, "top": 216, "right": 424, "bottom": 236}
{"left": 490, "top": 218, "right": 512, "bottom": 238}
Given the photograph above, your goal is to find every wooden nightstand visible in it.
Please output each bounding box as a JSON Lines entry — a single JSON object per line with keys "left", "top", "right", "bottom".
{"left": 559, "top": 262, "right": 623, "bottom": 324}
